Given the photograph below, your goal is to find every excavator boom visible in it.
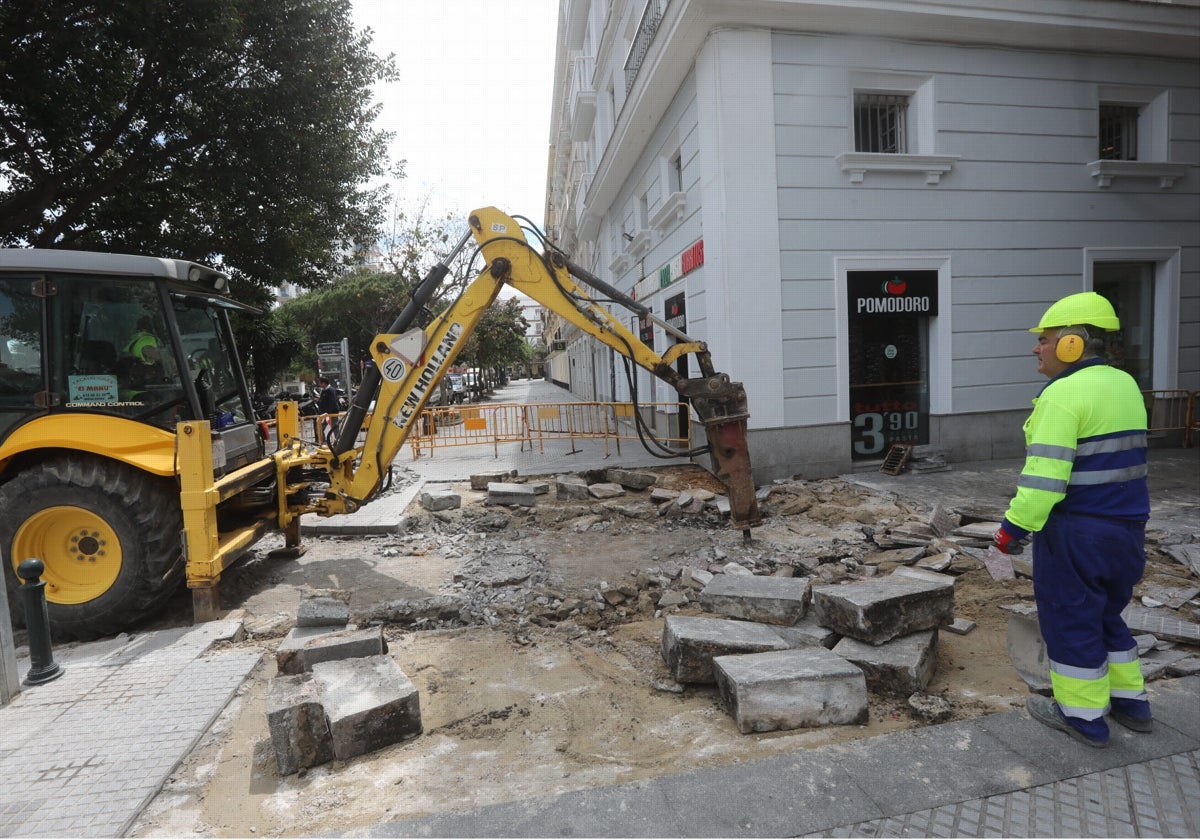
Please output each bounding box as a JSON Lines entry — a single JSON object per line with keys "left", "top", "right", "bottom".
{"left": 313, "top": 207, "right": 759, "bottom": 532}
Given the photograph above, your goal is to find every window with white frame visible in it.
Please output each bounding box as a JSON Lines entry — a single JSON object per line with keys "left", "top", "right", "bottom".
{"left": 854, "top": 93, "right": 908, "bottom": 154}
{"left": 1099, "top": 104, "right": 1139, "bottom": 161}
{"left": 836, "top": 73, "right": 958, "bottom": 184}
{"left": 1088, "top": 87, "right": 1184, "bottom": 188}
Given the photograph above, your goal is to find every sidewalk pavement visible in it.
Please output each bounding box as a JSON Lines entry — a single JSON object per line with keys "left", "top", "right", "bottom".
{"left": 0, "top": 401, "right": 1194, "bottom": 837}
{"left": 0, "top": 619, "right": 259, "bottom": 837}
{"left": 352, "top": 676, "right": 1199, "bottom": 838}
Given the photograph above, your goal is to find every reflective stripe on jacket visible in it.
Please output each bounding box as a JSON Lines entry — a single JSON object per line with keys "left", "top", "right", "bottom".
{"left": 1003, "top": 359, "right": 1149, "bottom": 538}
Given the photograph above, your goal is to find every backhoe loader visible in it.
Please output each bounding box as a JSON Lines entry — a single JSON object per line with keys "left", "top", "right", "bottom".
{"left": 0, "top": 208, "right": 759, "bottom": 640}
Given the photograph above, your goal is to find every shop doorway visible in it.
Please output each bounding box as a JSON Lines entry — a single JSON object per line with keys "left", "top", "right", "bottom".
{"left": 846, "top": 271, "right": 936, "bottom": 460}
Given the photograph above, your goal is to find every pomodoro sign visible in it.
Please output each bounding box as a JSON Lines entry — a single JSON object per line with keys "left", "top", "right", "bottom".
{"left": 847, "top": 270, "right": 938, "bottom": 317}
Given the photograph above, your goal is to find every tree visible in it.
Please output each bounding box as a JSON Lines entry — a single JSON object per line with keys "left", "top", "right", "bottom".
{"left": 456, "top": 297, "right": 529, "bottom": 389}
{"left": 231, "top": 308, "right": 307, "bottom": 395}
{"left": 0, "top": 0, "right": 397, "bottom": 291}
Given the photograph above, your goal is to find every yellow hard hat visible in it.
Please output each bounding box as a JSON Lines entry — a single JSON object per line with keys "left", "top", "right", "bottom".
{"left": 1030, "top": 291, "right": 1120, "bottom": 332}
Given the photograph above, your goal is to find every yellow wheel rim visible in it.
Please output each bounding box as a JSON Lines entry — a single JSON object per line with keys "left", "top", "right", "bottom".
{"left": 11, "top": 507, "right": 123, "bottom": 605}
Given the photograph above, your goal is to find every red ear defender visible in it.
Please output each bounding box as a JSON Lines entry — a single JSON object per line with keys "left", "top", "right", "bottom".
{"left": 1056, "top": 333, "right": 1085, "bottom": 363}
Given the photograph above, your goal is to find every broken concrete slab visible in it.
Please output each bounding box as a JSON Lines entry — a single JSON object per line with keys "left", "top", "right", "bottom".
{"left": 419, "top": 489, "right": 461, "bottom": 512}
{"left": 588, "top": 482, "right": 626, "bottom": 499}
{"left": 555, "top": 474, "right": 591, "bottom": 500}
{"left": 699, "top": 575, "right": 813, "bottom": 626}
{"left": 832, "top": 630, "right": 938, "bottom": 697}
{"left": 713, "top": 647, "right": 868, "bottom": 733}
{"left": 864, "top": 547, "right": 926, "bottom": 569}
{"left": 471, "top": 471, "right": 514, "bottom": 490}
{"left": 943, "top": 617, "right": 977, "bottom": 635}
{"left": 916, "top": 553, "right": 954, "bottom": 573}
{"left": 1140, "top": 648, "right": 1195, "bottom": 681}
{"left": 890, "top": 566, "right": 957, "bottom": 588}
{"left": 1122, "top": 604, "right": 1200, "bottom": 645}
{"left": 908, "top": 692, "right": 954, "bottom": 723}
{"left": 770, "top": 615, "right": 840, "bottom": 649}
{"left": 811, "top": 575, "right": 954, "bottom": 646}
{"left": 661, "top": 615, "right": 789, "bottom": 684}
{"left": 296, "top": 590, "right": 351, "bottom": 628}
{"left": 1001, "top": 603, "right": 1051, "bottom": 691}
{"left": 1142, "top": 580, "right": 1200, "bottom": 610}
{"left": 266, "top": 673, "right": 335, "bottom": 775}
{"left": 605, "top": 468, "right": 656, "bottom": 490}
{"left": 649, "top": 487, "right": 678, "bottom": 503}
{"left": 312, "top": 655, "right": 422, "bottom": 761}
{"left": 276, "top": 626, "right": 385, "bottom": 676}
{"left": 929, "top": 505, "right": 960, "bottom": 538}
{"left": 1162, "top": 544, "right": 1200, "bottom": 577}
{"left": 487, "top": 482, "right": 537, "bottom": 507}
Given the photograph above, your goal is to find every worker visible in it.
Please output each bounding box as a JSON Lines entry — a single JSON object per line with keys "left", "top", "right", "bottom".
{"left": 993, "top": 291, "right": 1151, "bottom": 748}
{"left": 122, "top": 317, "right": 164, "bottom": 395}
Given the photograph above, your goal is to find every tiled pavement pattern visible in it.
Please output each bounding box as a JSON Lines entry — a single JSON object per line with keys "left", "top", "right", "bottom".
{"left": 0, "top": 620, "right": 260, "bottom": 837}
{"left": 824, "top": 750, "right": 1200, "bottom": 838}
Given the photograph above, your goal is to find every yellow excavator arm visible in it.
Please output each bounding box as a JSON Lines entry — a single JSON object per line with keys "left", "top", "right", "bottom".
{"left": 280, "top": 207, "right": 760, "bottom": 534}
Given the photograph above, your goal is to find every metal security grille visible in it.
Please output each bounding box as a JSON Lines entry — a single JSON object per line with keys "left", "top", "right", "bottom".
{"left": 1099, "top": 104, "right": 1139, "bottom": 160}
{"left": 855, "top": 93, "right": 908, "bottom": 153}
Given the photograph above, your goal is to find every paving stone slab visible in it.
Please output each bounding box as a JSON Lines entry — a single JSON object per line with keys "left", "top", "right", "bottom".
{"left": 487, "top": 482, "right": 537, "bottom": 506}
{"left": 661, "top": 615, "right": 789, "bottom": 684}
{"left": 276, "top": 625, "right": 383, "bottom": 675}
{"left": 832, "top": 629, "right": 938, "bottom": 697}
{"left": 605, "top": 468, "right": 656, "bottom": 490}
{"left": 418, "top": 489, "right": 461, "bottom": 511}
{"left": 811, "top": 575, "right": 954, "bottom": 645}
{"left": 470, "top": 471, "right": 513, "bottom": 490}
{"left": 713, "top": 647, "right": 869, "bottom": 733}
{"left": 699, "top": 574, "right": 813, "bottom": 625}
{"left": 555, "top": 474, "right": 591, "bottom": 500}
{"left": 312, "top": 655, "right": 422, "bottom": 761}
{"left": 266, "top": 673, "right": 334, "bottom": 775}
{"left": 771, "top": 615, "right": 841, "bottom": 649}
{"left": 296, "top": 590, "right": 351, "bottom": 628}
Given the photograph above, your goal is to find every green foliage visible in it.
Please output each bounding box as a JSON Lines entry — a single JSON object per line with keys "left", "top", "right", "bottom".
{"left": 456, "top": 297, "right": 529, "bottom": 375}
{"left": 231, "top": 308, "right": 307, "bottom": 394}
{"left": 0, "top": 0, "right": 397, "bottom": 292}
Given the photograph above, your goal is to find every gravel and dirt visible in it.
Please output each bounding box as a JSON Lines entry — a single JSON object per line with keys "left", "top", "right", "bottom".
{"left": 124, "top": 464, "right": 1198, "bottom": 837}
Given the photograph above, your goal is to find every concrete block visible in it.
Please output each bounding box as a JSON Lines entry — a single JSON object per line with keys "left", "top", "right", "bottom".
{"left": 588, "top": 482, "right": 626, "bottom": 499}
{"left": 699, "top": 575, "right": 812, "bottom": 626}
{"left": 529, "top": 481, "right": 551, "bottom": 495}
{"left": 649, "top": 487, "right": 678, "bottom": 503}
{"left": 276, "top": 625, "right": 385, "bottom": 675}
{"left": 487, "top": 482, "right": 537, "bottom": 507}
{"left": 312, "top": 655, "right": 422, "bottom": 760}
{"left": 891, "top": 566, "right": 957, "bottom": 587}
{"left": 832, "top": 630, "right": 938, "bottom": 697}
{"left": 470, "top": 471, "right": 513, "bottom": 490}
{"left": 555, "top": 474, "right": 591, "bottom": 500}
{"left": 266, "top": 673, "right": 334, "bottom": 775}
{"left": 661, "top": 615, "right": 789, "bottom": 684}
{"left": 771, "top": 615, "right": 840, "bottom": 649}
{"left": 296, "top": 590, "right": 351, "bottom": 628}
{"left": 418, "top": 489, "right": 461, "bottom": 512}
{"left": 811, "top": 576, "right": 954, "bottom": 645}
{"left": 605, "top": 468, "right": 656, "bottom": 490}
{"left": 713, "top": 648, "right": 869, "bottom": 733}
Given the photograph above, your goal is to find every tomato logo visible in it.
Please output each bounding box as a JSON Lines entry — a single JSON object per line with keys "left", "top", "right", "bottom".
{"left": 882, "top": 277, "right": 907, "bottom": 295}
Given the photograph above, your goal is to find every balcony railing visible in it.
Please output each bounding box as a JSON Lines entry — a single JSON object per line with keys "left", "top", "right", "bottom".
{"left": 624, "top": 0, "right": 669, "bottom": 95}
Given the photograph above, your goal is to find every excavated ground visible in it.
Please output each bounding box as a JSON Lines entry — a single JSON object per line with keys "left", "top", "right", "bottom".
{"left": 126, "top": 464, "right": 1198, "bottom": 838}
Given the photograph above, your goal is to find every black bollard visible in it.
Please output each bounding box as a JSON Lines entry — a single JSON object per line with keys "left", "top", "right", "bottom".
{"left": 17, "top": 558, "right": 64, "bottom": 685}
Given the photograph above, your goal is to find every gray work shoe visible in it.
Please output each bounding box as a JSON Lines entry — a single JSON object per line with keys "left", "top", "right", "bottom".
{"left": 1110, "top": 708, "right": 1154, "bottom": 733}
{"left": 1026, "top": 695, "right": 1109, "bottom": 748}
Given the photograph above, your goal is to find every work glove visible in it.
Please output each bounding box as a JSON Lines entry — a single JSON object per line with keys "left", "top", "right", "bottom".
{"left": 992, "top": 524, "right": 1024, "bottom": 555}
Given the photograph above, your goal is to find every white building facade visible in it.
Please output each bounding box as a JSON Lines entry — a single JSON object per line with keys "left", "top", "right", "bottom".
{"left": 546, "top": 0, "right": 1200, "bottom": 481}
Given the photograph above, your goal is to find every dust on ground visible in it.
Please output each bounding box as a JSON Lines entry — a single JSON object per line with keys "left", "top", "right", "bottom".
{"left": 126, "top": 465, "right": 1195, "bottom": 838}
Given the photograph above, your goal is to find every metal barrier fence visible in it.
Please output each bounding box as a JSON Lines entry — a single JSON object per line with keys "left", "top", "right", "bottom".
{"left": 408, "top": 401, "right": 690, "bottom": 459}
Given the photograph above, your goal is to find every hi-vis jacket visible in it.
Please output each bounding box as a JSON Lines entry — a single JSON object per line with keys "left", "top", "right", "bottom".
{"left": 1002, "top": 359, "right": 1149, "bottom": 540}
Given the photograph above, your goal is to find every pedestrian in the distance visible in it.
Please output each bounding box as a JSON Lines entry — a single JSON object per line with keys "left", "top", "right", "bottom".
{"left": 994, "top": 291, "right": 1152, "bottom": 748}
{"left": 317, "top": 375, "right": 340, "bottom": 442}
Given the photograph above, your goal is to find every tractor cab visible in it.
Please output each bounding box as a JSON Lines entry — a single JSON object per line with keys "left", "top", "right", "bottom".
{"left": 0, "top": 250, "right": 263, "bottom": 474}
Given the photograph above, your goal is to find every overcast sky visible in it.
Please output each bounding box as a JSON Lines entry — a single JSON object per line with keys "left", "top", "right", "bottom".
{"left": 352, "top": 1, "right": 559, "bottom": 231}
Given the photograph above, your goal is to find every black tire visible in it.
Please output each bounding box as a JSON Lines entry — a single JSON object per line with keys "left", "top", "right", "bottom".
{"left": 1, "top": 456, "right": 185, "bottom": 641}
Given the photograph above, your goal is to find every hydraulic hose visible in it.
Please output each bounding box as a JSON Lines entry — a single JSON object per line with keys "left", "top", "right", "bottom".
{"left": 330, "top": 229, "right": 473, "bottom": 456}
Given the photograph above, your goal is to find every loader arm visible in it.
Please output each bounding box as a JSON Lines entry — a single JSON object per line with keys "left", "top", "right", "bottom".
{"left": 292, "top": 207, "right": 760, "bottom": 532}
